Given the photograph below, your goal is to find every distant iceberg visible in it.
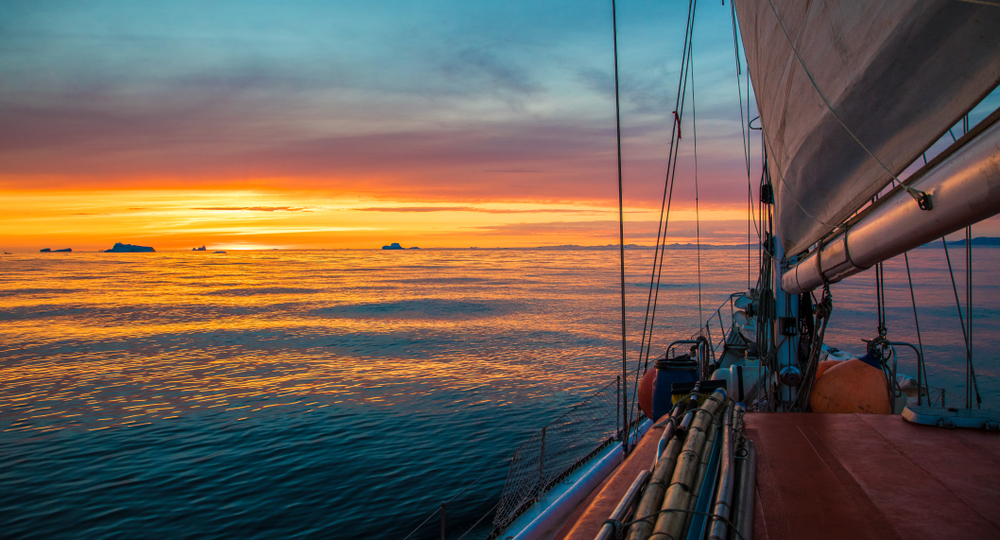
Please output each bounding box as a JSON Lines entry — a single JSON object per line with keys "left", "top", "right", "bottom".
{"left": 104, "top": 242, "right": 155, "bottom": 253}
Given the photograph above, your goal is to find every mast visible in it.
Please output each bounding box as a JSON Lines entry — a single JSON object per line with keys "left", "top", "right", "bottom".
{"left": 772, "top": 234, "right": 800, "bottom": 410}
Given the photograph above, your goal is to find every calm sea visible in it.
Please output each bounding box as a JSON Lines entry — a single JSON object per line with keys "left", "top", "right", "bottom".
{"left": 1, "top": 247, "right": 996, "bottom": 539}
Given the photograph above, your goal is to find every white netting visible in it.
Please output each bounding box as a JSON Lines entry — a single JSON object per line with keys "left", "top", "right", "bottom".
{"left": 491, "top": 380, "right": 622, "bottom": 533}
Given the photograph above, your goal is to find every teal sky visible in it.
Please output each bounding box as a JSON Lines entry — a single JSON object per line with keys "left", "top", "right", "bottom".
{"left": 3, "top": 0, "right": 997, "bottom": 250}
{"left": 1, "top": 0, "right": 756, "bottom": 204}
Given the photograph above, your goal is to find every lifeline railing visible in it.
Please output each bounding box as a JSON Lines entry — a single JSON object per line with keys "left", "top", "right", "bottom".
{"left": 689, "top": 293, "right": 745, "bottom": 365}
{"left": 490, "top": 379, "right": 623, "bottom": 535}
{"left": 402, "top": 378, "right": 629, "bottom": 540}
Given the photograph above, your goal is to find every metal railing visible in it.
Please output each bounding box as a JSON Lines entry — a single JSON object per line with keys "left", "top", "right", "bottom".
{"left": 491, "top": 379, "right": 621, "bottom": 534}
{"left": 689, "top": 293, "right": 745, "bottom": 365}
{"left": 403, "top": 378, "right": 625, "bottom": 540}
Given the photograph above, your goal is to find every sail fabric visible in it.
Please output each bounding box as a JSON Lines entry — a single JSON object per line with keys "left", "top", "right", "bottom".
{"left": 735, "top": 0, "right": 1000, "bottom": 257}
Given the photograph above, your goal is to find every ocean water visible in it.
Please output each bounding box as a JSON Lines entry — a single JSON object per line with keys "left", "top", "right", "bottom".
{"left": 1, "top": 247, "right": 996, "bottom": 539}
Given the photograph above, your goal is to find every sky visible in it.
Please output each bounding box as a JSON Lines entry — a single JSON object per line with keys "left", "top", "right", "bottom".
{"left": 1, "top": 0, "right": 997, "bottom": 251}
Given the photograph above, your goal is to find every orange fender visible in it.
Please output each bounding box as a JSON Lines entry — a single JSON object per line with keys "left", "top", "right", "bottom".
{"left": 638, "top": 368, "right": 656, "bottom": 421}
{"left": 810, "top": 359, "right": 891, "bottom": 414}
{"left": 814, "top": 359, "right": 842, "bottom": 380}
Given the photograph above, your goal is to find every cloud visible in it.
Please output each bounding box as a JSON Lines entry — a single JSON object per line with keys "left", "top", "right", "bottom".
{"left": 468, "top": 219, "right": 752, "bottom": 244}
{"left": 191, "top": 206, "right": 311, "bottom": 212}
{"left": 440, "top": 48, "right": 541, "bottom": 96}
{"left": 353, "top": 206, "right": 593, "bottom": 214}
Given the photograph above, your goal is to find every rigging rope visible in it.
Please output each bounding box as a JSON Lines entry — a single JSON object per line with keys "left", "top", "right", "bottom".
{"left": 791, "top": 285, "right": 832, "bottom": 411}
{"left": 636, "top": 0, "right": 698, "bottom": 375}
{"left": 611, "top": 0, "right": 629, "bottom": 451}
{"left": 628, "top": 0, "right": 698, "bottom": 433}
{"left": 903, "top": 253, "right": 930, "bottom": 406}
{"left": 692, "top": 38, "right": 703, "bottom": 330}
{"left": 966, "top": 226, "right": 979, "bottom": 409}
{"left": 728, "top": 1, "right": 755, "bottom": 290}
{"left": 941, "top": 236, "right": 983, "bottom": 408}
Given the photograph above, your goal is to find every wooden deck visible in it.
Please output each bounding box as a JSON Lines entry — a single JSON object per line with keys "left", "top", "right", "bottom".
{"left": 749, "top": 413, "right": 1000, "bottom": 539}
{"left": 555, "top": 413, "right": 1000, "bottom": 539}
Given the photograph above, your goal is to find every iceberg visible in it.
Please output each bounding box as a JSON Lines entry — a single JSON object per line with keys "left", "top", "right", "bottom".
{"left": 104, "top": 242, "right": 155, "bottom": 253}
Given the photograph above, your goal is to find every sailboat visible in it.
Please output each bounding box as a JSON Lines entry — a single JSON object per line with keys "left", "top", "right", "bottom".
{"left": 406, "top": 1, "right": 1000, "bottom": 538}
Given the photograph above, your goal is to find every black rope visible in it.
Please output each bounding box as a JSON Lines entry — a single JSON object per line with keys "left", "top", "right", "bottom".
{"left": 941, "top": 236, "right": 983, "bottom": 408}
{"left": 691, "top": 39, "right": 703, "bottom": 331}
{"left": 792, "top": 285, "right": 832, "bottom": 411}
{"left": 611, "top": 0, "right": 629, "bottom": 452}
{"left": 965, "top": 226, "right": 982, "bottom": 409}
{"left": 729, "top": 0, "right": 756, "bottom": 290}
{"left": 627, "top": 0, "right": 698, "bottom": 435}
{"left": 903, "top": 253, "right": 930, "bottom": 406}
{"left": 635, "top": 0, "right": 697, "bottom": 377}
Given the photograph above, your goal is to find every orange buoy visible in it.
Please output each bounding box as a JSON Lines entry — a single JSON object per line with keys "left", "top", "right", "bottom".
{"left": 638, "top": 368, "right": 656, "bottom": 421}
{"left": 814, "top": 359, "right": 842, "bottom": 380}
{"left": 810, "top": 359, "right": 891, "bottom": 414}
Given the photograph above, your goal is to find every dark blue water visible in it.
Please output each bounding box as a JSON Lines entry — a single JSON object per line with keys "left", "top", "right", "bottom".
{"left": 1, "top": 248, "right": 996, "bottom": 539}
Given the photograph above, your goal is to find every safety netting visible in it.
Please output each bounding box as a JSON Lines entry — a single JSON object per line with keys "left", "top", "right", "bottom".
{"left": 490, "top": 379, "right": 624, "bottom": 533}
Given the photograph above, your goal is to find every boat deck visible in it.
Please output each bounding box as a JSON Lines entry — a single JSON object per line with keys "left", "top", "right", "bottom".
{"left": 556, "top": 413, "right": 1000, "bottom": 539}
{"left": 748, "top": 413, "right": 1000, "bottom": 539}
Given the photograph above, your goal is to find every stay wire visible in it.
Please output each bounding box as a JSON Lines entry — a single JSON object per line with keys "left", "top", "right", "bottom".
{"left": 641, "top": 0, "right": 698, "bottom": 368}
{"left": 692, "top": 39, "right": 703, "bottom": 330}
{"left": 903, "top": 253, "right": 930, "bottom": 405}
{"left": 729, "top": 0, "right": 756, "bottom": 290}
{"left": 611, "top": 0, "right": 629, "bottom": 451}
{"left": 635, "top": 0, "right": 697, "bottom": 428}
{"left": 965, "top": 226, "right": 982, "bottom": 408}
{"left": 941, "top": 237, "right": 983, "bottom": 408}
{"left": 635, "top": 0, "right": 696, "bottom": 378}
{"left": 629, "top": 0, "right": 698, "bottom": 432}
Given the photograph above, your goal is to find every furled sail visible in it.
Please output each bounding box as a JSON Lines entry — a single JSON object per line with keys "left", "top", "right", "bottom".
{"left": 735, "top": 0, "right": 1000, "bottom": 258}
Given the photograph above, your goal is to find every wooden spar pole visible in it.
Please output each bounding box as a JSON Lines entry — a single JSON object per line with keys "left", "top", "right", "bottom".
{"left": 652, "top": 390, "right": 726, "bottom": 539}
{"left": 627, "top": 404, "right": 691, "bottom": 540}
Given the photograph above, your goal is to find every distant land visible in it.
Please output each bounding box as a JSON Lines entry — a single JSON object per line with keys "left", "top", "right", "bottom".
{"left": 104, "top": 242, "right": 155, "bottom": 253}
{"left": 535, "top": 243, "right": 753, "bottom": 250}
{"left": 917, "top": 236, "right": 1000, "bottom": 248}
{"left": 40, "top": 248, "right": 72, "bottom": 252}
{"left": 943, "top": 237, "right": 1000, "bottom": 247}
{"left": 537, "top": 238, "right": 1000, "bottom": 251}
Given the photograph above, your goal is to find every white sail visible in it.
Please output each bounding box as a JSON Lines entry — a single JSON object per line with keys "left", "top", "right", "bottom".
{"left": 735, "top": 0, "right": 1000, "bottom": 258}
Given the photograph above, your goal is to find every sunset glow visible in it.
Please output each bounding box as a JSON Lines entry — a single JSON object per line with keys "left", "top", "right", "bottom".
{"left": 2, "top": 188, "right": 761, "bottom": 251}
{"left": 3, "top": 1, "right": 998, "bottom": 252}
{"left": 0, "top": 0, "right": 774, "bottom": 252}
